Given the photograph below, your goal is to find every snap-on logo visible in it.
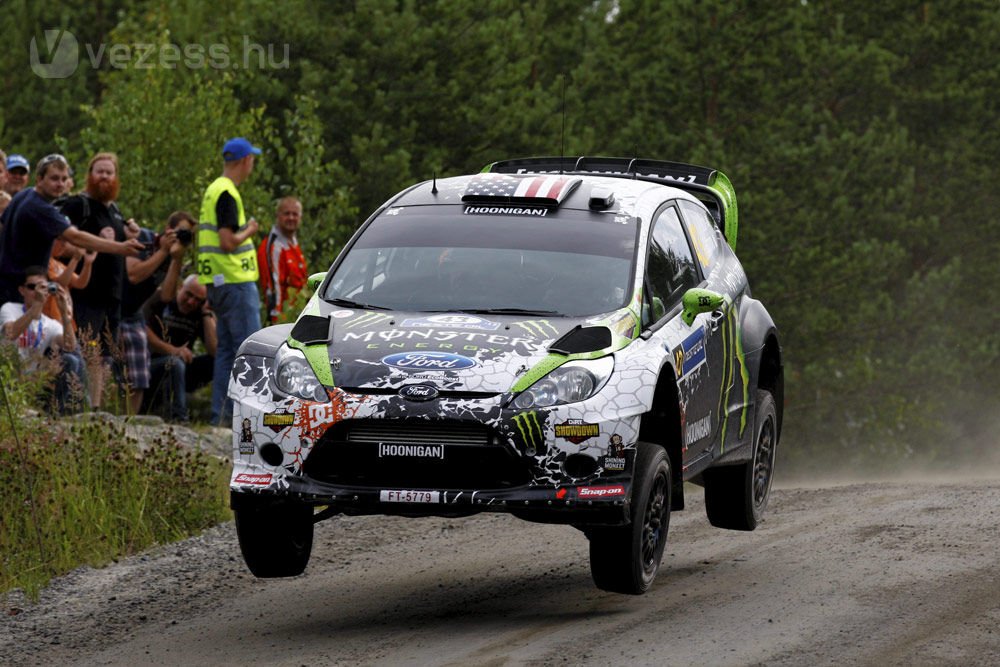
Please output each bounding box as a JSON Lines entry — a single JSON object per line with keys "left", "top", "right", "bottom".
{"left": 382, "top": 352, "right": 477, "bottom": 371}
{"left": 234, "top": 473, "right": 273, "bottom": 486}
{"left": 578, "top": 485, "right": 625, "bottom": 498}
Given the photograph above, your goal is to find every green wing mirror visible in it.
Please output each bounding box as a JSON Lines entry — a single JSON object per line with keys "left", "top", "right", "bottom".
{"left": 682, "top": 288, "right": 725, "bottom": 326}
{"left": 306, "top": 271, "right": 327, "bottom": 292}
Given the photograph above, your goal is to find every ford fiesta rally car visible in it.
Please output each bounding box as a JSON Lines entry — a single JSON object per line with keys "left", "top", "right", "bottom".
{"left": 229, "top": 156, "right": 783, "bottom": 595}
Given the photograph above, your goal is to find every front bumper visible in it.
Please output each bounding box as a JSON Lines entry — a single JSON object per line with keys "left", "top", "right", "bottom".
{"left": 228, "top": 354, "right": 644, "bottom": 525}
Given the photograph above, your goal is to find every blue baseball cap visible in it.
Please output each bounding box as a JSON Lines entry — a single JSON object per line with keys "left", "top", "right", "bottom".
{"left": 6, "top": 154, "right": 30, "bottom": 171}
{"left": 222, "top": 137, "right": 261, "bottom": 162}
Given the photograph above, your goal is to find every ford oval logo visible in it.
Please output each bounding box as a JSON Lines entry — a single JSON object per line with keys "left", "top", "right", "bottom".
{"left": 398, "top": 384, "right": 439, "bottom": 401}
{"left": 382, "top": 352, "right": 477, "bottom": 371}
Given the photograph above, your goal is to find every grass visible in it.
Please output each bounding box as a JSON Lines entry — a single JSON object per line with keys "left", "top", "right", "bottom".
{"left": 0, "top": 351, "right": 231, "bottom": 600}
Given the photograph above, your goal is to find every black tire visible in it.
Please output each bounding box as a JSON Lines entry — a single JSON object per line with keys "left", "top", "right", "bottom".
{"left": 588, "top": 441, "right": 671, "bottom": 595}
{"left": 234, "top": 499, "right": 314, "bottom": 578}
{"left": 704, "top": 389, "right": 778, "bottom": 531}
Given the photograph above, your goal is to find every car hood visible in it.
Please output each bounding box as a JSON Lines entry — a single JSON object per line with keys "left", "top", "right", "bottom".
{"left": 299, "top": 308, "right": 603, "bottom": 395}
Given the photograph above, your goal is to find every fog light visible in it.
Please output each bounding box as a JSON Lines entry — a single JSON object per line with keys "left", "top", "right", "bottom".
{"left": 564, "top": 454, "right": 598, "bottom": 479}
{"left": 259, "top": 442, "right": 284, "bottom": 467}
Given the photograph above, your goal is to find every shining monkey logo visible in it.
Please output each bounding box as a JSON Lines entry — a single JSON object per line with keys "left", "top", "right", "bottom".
{"left": 512, "top": 411, "right": 544, "bottom": 456}
{"left": 609, "top": 433, "right": 625, "bottom": 457}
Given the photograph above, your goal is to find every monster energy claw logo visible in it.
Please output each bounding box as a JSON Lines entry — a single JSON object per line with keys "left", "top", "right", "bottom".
{"left": 513, "top": 320, "right": 559, "bottom": 338}
{"left": 512, "top": 411, "right": 544, "bottom": 456}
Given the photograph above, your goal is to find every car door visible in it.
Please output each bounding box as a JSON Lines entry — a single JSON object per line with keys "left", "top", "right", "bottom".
{"left": 644, "top": 203, "right": 727, "bottom": 464}
{"left": 678, "top": 198, "right": 749, "bottom": 456}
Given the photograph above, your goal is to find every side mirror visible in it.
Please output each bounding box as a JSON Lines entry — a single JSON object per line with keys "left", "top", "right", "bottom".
{"left": 306, "top": 271, "right": 327, "bottom": 292}
{"left": 681, "top": 288, "right": 725, "bottom": 326}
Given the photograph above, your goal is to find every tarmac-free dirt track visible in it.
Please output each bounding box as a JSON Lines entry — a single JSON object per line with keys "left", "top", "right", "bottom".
{"left": 4, "top": 477, "right": 1000, "bottom": 666}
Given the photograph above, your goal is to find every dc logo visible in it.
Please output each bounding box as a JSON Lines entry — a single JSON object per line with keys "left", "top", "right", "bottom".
{"left": 30, "top": 29, "right": 79, "bottom": 79}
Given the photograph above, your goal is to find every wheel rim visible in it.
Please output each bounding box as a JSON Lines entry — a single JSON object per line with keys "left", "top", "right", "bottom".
{"left": 753, "top": 414, "right": 776, "bottom": 509}
{"left": 641, "top": 471, "right": 668, "bottom": 571}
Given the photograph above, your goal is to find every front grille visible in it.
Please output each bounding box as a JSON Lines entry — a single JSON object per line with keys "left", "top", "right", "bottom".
{"left": 347, "top": 421, "right": 488, "bottom": 447}
{"left": 305, "top": 419, "right": 530, "bottom": 489}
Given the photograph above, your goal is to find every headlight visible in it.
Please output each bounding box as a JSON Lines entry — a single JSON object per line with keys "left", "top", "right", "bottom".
{"left": 512, "top": 357, "right": 614, "bottom": 409}
{"left": 272, "top": 345, "right": 328, "bottom": 402}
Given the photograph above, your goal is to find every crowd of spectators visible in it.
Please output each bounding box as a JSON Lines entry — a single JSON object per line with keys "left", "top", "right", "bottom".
{"left": 0, "top": 139, "right": 308, "bottom": 423}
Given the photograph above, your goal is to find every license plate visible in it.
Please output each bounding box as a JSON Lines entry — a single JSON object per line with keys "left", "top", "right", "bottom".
{"left": 379, "top": 490, "right": 441, "bottom": 503}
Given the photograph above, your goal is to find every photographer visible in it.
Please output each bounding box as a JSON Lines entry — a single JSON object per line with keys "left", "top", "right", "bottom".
{"left": 0, "top": 266, "right": 86, "bottom": 414}
{"left": 119, "top": 211, "right": 196, "bottom": 415}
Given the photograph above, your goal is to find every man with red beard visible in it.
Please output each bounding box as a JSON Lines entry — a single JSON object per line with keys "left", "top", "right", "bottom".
{"left": 61, "top": 152, "right": 141, "bottom": 409}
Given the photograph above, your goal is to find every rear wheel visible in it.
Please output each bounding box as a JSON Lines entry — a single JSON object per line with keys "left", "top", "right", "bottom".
{"left": 234, "top": 497, "right": 314, "bottom": 578}
{"left": 588, "top": 441, "right": 671, "bottom": 595}
{"left": 704, "top": 389, "right": 777, "bottom": 531}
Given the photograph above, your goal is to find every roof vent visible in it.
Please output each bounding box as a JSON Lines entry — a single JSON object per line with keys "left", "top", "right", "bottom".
{"left": 462, "top": 173, "right": 580, "bottom": 207}
{"left": 588, "top": 187, "right": 615, "bottom": 210}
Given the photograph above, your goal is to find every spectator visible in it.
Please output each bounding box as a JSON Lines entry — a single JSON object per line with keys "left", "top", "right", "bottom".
{"left": 258, "top": 196, "right": 308, "bottom": 323}
{"left": 4, "top": 154, "right": 30, "bottom": 197}
{"left": 0, "top": 149, "right": 9, "bottom": 217}
{"left": 43, "top": 237, "right": 95, "bottom": 323}
{"left": 0, "top": 266, "right": 86, "bottom": 414}
{"left": 119, "top": 211, "right": 195, "bottom": 415}
{"left": 0, "top": 154, "right": 142, "bottom": 306}
{"left": 198, "top": 137, "right": 261, "bottom": 424}
{"left": 143, "top": 274, "right": 216, "bottom": 423}
{"left": 61, "top": 152, "right": 142, "bottom": 409}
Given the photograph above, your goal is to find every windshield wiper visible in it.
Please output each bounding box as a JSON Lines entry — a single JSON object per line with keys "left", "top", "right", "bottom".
{"left": 454, "top": 307, "right": 562, "bottom": 316}
{"left": 326, "top": 297, "right": 392, "bottom": 311}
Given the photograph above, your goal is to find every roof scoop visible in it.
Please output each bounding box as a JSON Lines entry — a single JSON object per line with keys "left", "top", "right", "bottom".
{"left": 462, "top": 173, "right": 581, "bottom": 207}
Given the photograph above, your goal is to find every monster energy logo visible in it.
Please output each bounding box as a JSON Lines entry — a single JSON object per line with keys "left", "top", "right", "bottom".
{"left": 512, "top": 411, "right": 544, "bottom": 456}
{"left": 717, "top": 303, "right": 750, "bottom": 452}
{"left": 513, "top": 320, "right": 558, "bottom": 338}
{"left": 344, "top": 313, "right": 392, "bottom": 329}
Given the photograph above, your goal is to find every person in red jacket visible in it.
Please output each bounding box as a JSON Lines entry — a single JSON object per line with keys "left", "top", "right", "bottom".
{"left": 257, "top": 196, "right": 308, "bottom": 323}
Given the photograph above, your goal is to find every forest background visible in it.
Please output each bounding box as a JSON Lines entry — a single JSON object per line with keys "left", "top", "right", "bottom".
{"left": 2, "top": 0, "right": 997, "bottom": 477}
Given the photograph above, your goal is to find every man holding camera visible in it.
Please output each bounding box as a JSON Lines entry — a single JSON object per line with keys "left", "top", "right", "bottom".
{"left": 118, "top": 211, "right": 197, "bottom": 414}
{"left": 0, "top": 266, "right": 86, "bottom": 414}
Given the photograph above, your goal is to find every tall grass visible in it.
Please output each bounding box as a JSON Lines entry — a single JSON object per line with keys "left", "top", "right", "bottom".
{"left": 0, "top": 351, "right": 231, "bottom": 600}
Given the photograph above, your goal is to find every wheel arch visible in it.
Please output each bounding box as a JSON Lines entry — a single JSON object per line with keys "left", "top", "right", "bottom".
{"left": 739, "top": 298, "right": 783, "bottom": 439}
{"left": 637, "top": 368, "right": 685, "bottom": 510}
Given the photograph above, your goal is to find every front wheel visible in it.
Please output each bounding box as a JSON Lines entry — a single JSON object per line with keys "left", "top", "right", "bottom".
{"left": 588, "top": 441, "right": 671, "bottom": 595}
{"left": 704, "top": 389, "right": 778, "bottom": 531}
{"left": 234, "top": 496, "right": 314, "bottom": 578}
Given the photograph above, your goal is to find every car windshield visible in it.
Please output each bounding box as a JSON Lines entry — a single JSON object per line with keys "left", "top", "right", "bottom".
{"left": 322, "top": 207, "right": 638, "bottom": 316}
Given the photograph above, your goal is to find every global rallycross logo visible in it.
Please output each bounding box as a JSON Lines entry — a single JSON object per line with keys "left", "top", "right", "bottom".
{"left": 30, "top": 28, "right": 289, "bottom": 79}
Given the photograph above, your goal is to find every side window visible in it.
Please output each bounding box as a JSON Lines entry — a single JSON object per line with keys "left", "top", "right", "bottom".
{"left": 679, "top": 200, "right": 721, "bottom": 272}
{"left": 644, "top": 206, "right": 698, "bottom": 322}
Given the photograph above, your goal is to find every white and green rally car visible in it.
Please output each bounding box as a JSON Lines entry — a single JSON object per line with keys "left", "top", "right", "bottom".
{"left": 229, "top": 156, "right": 783, "bottom": 594}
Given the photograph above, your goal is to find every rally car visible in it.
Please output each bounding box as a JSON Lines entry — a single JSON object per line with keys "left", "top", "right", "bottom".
{"left": 229, "top": 156, "right": 783, "bottom": 594}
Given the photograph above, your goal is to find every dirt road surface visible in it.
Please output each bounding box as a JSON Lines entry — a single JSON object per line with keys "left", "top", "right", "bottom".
{"left": 4, "top": 477, "right": 1000, "bottom": 666}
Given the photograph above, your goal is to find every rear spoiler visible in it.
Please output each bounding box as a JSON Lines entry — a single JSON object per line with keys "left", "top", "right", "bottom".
{"left": 484, "top": 156, "right": 739, "bottom": 250}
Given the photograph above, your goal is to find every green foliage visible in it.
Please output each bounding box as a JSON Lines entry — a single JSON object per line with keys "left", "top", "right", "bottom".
{"left": 3, "top": 0, "right": 1000, "bottom": 476}
{"left": 0, "top": 415, "right": 230, "bottom": 600}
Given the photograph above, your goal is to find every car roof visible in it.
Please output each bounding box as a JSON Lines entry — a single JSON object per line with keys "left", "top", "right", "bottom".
{"left": 387, "top": 156, "right": 738, "bottom": 249}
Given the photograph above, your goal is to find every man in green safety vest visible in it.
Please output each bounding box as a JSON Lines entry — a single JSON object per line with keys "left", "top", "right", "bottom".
{"left": 198, "top": 137, "right": 262, "bottom": 424}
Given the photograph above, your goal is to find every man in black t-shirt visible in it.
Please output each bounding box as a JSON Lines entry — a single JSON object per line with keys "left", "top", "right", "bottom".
{"left": 119, "top": 211, "right": 197, "bottom": 415}
{"left": 143, "top": 274, "right": 217, "bottom": 422}
{"left": 0, "top": 154, "right": 142, "bottom": 305}
{"left": 61, "top": 152, "right": 144, "bottom": 409}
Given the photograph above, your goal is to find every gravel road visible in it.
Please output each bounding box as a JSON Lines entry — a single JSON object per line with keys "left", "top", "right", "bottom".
{"left": 4, "top": 476, "right": 1000, "bottom": 666}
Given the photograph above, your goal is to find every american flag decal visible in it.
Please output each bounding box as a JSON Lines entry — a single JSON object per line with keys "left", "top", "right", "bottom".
{"left": 462, "top": 174, "right": 581, "bottom": 206}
